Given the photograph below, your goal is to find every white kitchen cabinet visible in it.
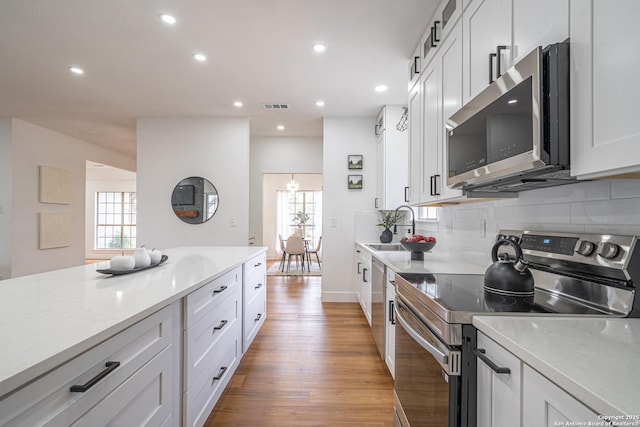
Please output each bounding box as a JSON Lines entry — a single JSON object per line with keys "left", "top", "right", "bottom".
{"left": 0, "top": 306, "right": 173, "bottom": 427}
{"left": 570, "top": 0, "right": 640, "bottom": 179}
{"left": 375, "top": 106, "right": 409, "bottom": 210}
{"left": 522, "top": 365, "right": 599, "bottom": 426}
{"left": 354, "top": 246, "right": 372, "bottom": 325}
{"left": 462, "top": 0, "right": 512, "bottom": 103}
{"left": 462, "top": 0, "right": 568, "bottom": 103}
{"left": 476, "top": 332, "right": 521, "bottom": 427}
{"left": 407, "top": 81, "right": 422, "bottom": 204}
{"left": 384, "top": 272, "right": 396, "bottom": 378}
{"left": 420, "top": 21, "right": 465, "bottom": 204}
{"left": 243, "top": 253, "right": 267, "bottom": 351}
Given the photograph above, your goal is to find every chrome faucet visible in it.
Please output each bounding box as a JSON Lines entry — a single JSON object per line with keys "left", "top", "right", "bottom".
{"left": 393, "top": 205, "right": 415, "bottom": 236}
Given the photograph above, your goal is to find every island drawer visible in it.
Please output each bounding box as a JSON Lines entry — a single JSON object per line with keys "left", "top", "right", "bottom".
{"left": 185, "top": 265, "right": 241, "bottom": 329}
{"left": 0, "top": 305, "right": 173, "bottom": 427}
{"left": 244, "top": 285, "right": 267, "bottom": 350}
{"left": 244, "top": 253, "right": 266, "bottom": 305}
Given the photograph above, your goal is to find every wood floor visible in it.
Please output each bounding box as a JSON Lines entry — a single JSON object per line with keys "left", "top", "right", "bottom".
{"left": 205, "top": 274, "right": 395, "bottom": 426}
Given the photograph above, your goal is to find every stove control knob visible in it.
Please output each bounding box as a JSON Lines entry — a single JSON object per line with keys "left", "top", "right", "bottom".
{"left": 598, "top": 242, "right": 620, "bottom": 260}
{"left": 507, "top": 235, "right": 520, "bottom": 244}
{"left": 496, "top": 234, "right": 506, "bottom": 242}
{"left": 575, "top": 240, "right": 595, "bottom": 256}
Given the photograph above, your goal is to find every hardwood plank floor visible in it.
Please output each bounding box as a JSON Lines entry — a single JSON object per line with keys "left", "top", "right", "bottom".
{"left": 205, "top": 274, "right": 394, "bottom": 426}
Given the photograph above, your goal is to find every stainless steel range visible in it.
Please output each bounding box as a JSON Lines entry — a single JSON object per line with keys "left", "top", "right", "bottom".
{"left": 393, "top": 229, "right": 640, "bottom": 427}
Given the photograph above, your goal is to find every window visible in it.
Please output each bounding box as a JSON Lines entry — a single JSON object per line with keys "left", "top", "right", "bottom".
{"left": 95, "top": 192, "right": 136, "bottom": 249}
{"left": 418, "top": 206, "right": 438, "bottom": 221}
{"left": 277, "top": 190, "right": 322, "bottom": 249}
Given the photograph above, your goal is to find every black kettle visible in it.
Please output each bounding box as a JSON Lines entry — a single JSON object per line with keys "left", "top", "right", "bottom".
{"left": 484, "top": 238, "right": 534, "bottom": 295}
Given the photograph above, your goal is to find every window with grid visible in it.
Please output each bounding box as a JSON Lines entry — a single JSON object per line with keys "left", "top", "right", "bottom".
{"left": 277, "top": 190, "right": 322, "bottom": 249}
{"left": 95, "top": 192, "right": 137, "bottom": 249}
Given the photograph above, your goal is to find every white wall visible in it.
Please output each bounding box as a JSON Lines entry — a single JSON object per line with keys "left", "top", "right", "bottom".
{"left": 261, "top": 173, "right": 323, "bottom": 259}
{"left": 136, "top": 117, "right": 250, "bottom": 249}
{"left": 0, "top": 118, "right": 12, "bottom": 279}
{"left": 322, "top": 118, "right": 378, "bottom": 302}
{"left": 413, "top": 179, "right": 640, "bottom": 268}
{"left": 5, "top": 119, "right": 135, "bottom": 278}
{"left": 249, "top": 136, "right": 322, "bottom": 247}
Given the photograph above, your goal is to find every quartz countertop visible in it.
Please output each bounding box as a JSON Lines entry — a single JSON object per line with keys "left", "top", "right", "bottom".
{"left": 473, "top": 316, "right": 640, "bottom": 416}
{"left": 0, "top": 246, "right": 266, "bottom": 397}
{"left": 356, "top": 241, "right": 487, "bottom": 275}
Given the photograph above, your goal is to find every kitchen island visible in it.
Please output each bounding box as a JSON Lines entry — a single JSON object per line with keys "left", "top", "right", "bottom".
{"left": 0, "top": 246, "right": 267, "bottom": 427}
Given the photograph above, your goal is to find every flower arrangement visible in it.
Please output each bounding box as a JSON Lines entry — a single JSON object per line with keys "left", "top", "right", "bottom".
{"left": 293, "top": 211, "right": 310, "bottom": 225}
{"left": 377, "top": 210, "right": 402, "bottom": 229}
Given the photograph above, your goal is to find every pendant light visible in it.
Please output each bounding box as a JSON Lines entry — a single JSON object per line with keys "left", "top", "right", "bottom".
{"left": 287, "top": 173, "right": 299, "bottom": 193}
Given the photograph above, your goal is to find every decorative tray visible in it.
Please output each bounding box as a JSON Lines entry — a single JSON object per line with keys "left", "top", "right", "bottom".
{"left": 97, "top": 255, "right": 169, "bottom": 275}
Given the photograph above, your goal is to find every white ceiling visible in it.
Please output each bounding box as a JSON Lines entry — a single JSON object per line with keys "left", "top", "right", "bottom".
{"left": 0, "top": 0, "right": 438, "bottom": 158}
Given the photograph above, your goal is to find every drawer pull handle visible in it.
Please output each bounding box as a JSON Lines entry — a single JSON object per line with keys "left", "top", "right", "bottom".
{"left": 474, "top": 348, "right": 511, "bottom": 374}
{"left": 212, "top": 366, "right": 228, "bottom": 382}
{"left": 70, "top": 361, "right": 120, "bottom": 392}
{"left": 254, "top": 262, "right": 262, "bottom": 267}
{"left": 213, "top": 319, "right": 228, "bottom": 331}
{"left": 254, "top": 283, "right": 263, "bottom": 290}
{"left": 254, "top": 313, "right": 262, "bottom": 322}
{"left": 213, "top": 285, "right": 228, "bottom": 294}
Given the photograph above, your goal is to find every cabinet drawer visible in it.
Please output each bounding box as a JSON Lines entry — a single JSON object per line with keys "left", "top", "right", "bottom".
{"left": 244, "top": 259, "right": 266, "bottom": 306}
{"left": 70, "top": 345, "right": 173, "bottom": 427}
{"left": 183, "top": 332, "right": 240, "bottom": 427}
{"left": 0, "top": 306, "right": 172, "bottom": 427}
{"left": 185, "top": 266, "right": 241, "bottom": 329}
{"left": 184, "top": 289, "right": 240, "bottom": 390}
{"left": 244, "top": 253, "right": 266, "bottom": 279}
{"left": 244, "top": 287, "right": 267, "bottom": 349}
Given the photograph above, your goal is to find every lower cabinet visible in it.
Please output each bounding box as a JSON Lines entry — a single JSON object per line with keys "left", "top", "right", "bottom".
{"left": 243, "top": 253, "right": 267, "bottom": 351}
{"left": 384, "top": 273, "right": 396, "bottom": 378}
{"left": 354, "top": 247, "right": 372, "bottom": 325}
{"left": 522, "top": 365, "right": 599, "bottom": 426}
{"left": 477, "top": 331, "right": 600, "bottom": 427}
{"left": 0, "top": 306, "right": 174, "bottom": 427}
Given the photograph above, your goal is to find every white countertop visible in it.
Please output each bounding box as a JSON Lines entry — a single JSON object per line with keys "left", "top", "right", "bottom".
{"left": 473, "top": 316, "right": 640, "bottom": 416}
{"left": 356, "top": 242, "right": 486, "bottom": 275}
{"left": 0, "top": 246, "right": 266, "bottom": 397}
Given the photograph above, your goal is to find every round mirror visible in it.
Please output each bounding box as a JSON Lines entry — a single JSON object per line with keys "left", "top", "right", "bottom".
{"left": 171, "top": 177, "right": 219, "bottom": 224}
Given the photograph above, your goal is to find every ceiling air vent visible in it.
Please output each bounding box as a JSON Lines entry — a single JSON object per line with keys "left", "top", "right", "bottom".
{"left": 262, "top": 103, "right": 290, "bottom": 110}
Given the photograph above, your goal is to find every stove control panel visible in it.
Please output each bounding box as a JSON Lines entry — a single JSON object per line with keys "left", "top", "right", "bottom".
{"left": 519, "top": 234, "right": 578, "bottom": 256}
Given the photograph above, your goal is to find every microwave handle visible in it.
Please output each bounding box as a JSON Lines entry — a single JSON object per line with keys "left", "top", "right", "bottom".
{"left": 489, "top": 52, "right": 497, "bottom": 84}
{"left": 496, "top": 45, "right": 507, "bottom": 78}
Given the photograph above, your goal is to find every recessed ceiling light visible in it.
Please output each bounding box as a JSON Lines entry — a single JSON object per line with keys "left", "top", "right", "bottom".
{"left": 277, "top": 125, "right": 285, "bottom": 131}
{"left": 316, "top": 100, "right": 325, "bottom": 107}
{"left": 160, "top": 14, "right": 176, "bottom": 25}
{"left": 193, "top": 53, "right": 207, "bottom": 62}
{"left": 234, "top": 101, "right": 243, "bottom": 107}
{"left": 313, "top": 43, "right": 326, "bottom": 53}
{"left": 375, "top": 85, "right": 388, "bottom": 92}
{"left": 69, "top": 66, "right": 84, "bottom": 75}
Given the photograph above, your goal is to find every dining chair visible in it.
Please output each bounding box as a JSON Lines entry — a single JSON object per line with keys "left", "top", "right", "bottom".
{"left": 306, "top": 236, "right": 322, "bottom": 269}
{"left": 278, "top": 234, "right": 287, "bottom": 272}
{"left": 284, "top": 235, "right": 306, "bottom": 272}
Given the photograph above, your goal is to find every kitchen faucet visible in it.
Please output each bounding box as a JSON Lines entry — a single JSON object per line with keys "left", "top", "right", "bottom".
{"left": 393, "top": 205, "right": 415, "bottom": 236}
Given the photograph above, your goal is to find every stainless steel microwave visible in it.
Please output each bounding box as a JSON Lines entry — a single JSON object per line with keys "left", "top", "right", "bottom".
{"left": 446, "top": 42, "right": 571, "bottom": 194}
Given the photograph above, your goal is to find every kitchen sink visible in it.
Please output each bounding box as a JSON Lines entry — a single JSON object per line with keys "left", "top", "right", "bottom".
{"left": 366, "top": 243, "right": 405, "bottom": 251}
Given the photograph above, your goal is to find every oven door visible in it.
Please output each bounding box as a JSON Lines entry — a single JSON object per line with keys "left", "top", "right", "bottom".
{"left": 394, "top": 296, "right": 461, "bottom": 427}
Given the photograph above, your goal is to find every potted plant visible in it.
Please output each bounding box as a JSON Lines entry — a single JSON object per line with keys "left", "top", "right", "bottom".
{"left": 377, "top": 210, "right": 402, "bottom": 243}
{"left": 293, "top": 211, "right": 310, "bottom": 237}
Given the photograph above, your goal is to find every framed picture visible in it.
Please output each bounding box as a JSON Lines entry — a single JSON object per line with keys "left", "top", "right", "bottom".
{"left": 348, "top": 174, "right": 363, "bottom": 189}
{"left": 348, "top": 155, "right": 363, "bottom": 170}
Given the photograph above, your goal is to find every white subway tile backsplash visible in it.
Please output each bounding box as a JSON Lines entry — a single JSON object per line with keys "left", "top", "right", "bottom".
{"left": 453, "top": 208, "right": 479, "bottom": 222}
{"left": 611, "top": 179, "right": 640, "bottom": 199}
{"left": 535, "top": 180, "right": 610, "bottom": 204}
{"left": 571, "top": 198, "right": 640, "bottom": 225}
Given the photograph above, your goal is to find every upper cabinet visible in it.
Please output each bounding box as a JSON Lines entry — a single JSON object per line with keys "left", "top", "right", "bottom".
{"left": 421, "top": 0, "right": 463, "bottom": 73}
{"left": 462, "top": 0, "right": 568, "bottom": 103}
{"left": 376, "top": 106, "right": 409, "bottom": 210}
{"left": 407, "top": 82, "right": 422, "bottom": 205}
{"left": 570, "top": 0, "right": 640, "bottom": 179}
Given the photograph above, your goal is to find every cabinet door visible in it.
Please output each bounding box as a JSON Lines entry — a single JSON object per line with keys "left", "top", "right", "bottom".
{"left": 384, "top": 278, "right": 396, "bottom": 379}
{"left": 570, "top": 0, "right": 640, "bottom": 178}
{"left": 476, "top": 332, "right": 521, "bottom": 427}
{"left": 408, "top": 82, "right": 422, "bottom": 204}
{"left": 438, "top": 22, "right": 464, "bottom": 200}
{"left": 522, "top": 365, "right": 599, "bottom": 426}
{"left": 376, "top": 136, "right": 385, "bottom": 209}
{"left": 512, "top": 0, "right": 568, "bottom": 63}
{"left": 462, "top": 0, "right": 512, "bottom": 103}
{"left": 420, "top": 62, "right": 440, "bottom": 203}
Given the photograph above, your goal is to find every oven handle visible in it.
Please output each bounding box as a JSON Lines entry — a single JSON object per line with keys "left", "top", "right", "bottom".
{"left": 395, "top": 299, "right": 460, "bottom": 375}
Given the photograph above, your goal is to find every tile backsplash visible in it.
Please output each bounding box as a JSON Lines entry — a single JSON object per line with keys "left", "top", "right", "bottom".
{"left": 412, "top": 179, "right": 640, "bottom": 268}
